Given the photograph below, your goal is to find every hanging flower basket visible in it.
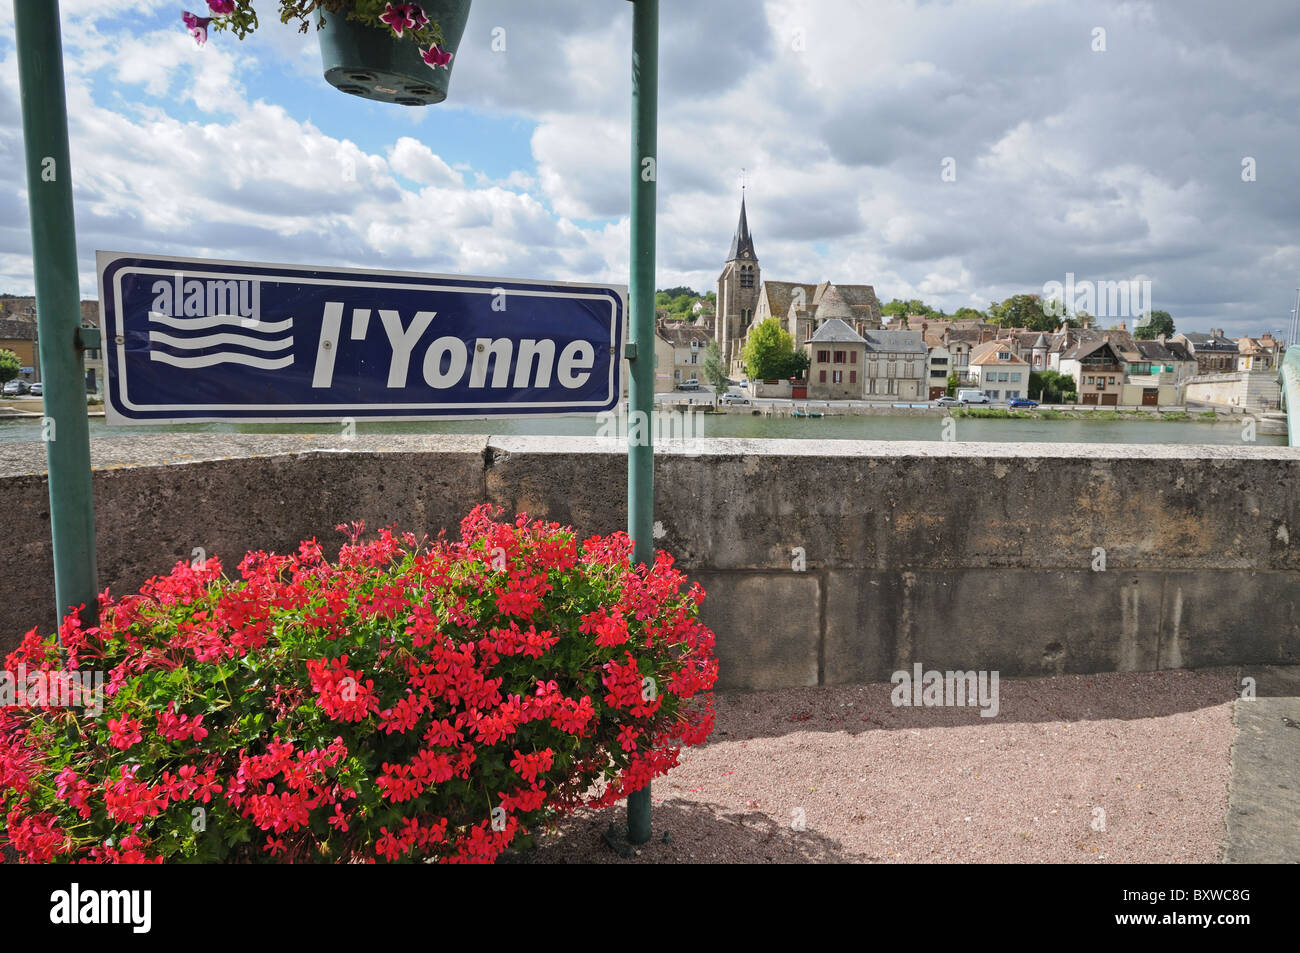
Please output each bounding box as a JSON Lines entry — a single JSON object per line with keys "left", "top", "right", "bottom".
{"left": 181, "top": 1, "right": 473, "bottom": 106}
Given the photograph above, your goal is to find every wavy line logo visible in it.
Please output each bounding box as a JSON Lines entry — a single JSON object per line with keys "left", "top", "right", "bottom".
{"left": 146, "top": 274, "right": 291, "bottom": 370}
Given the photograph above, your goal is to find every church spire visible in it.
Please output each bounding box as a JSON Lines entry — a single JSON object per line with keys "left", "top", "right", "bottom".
{"left": 727, "top": 194, "right": 756, "bottom": 262}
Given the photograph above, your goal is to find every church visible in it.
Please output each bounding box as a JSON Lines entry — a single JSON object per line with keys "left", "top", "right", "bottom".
{"left": 714, "top": 197, "right": 885, "bottom": 375}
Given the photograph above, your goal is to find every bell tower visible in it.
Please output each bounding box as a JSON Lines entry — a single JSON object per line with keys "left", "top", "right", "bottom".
{"left": 716, "top": 192, "right": 760, "bottom": 368}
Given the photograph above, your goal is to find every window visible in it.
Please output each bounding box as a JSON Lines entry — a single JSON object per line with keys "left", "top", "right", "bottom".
{"left": 1086, "top": 376, "right": 1094, "bottom": 385}
{"left": 1108, "top": 377, "right": 1115, "bottom": 385}
{"left": 933, "top": 357, "right": 948, "bottom": 365}
{"left": 988, "top": 390, "right": 999, "bottom": 399}
{"left": 817, "top": 349, "right": 830, "bottom": 363}
{"left": 833, "top": 350, "right": 846, "bottom": 364}
{"left": 851, "top": 351, "right": 858, "bottom": 364}
{"left": 739, "top": 266, "right": 754, "bottom": 289}
{"left": 1007, "top": 390, "right": 1020, "bottom": 399}
{"left": 1009, "top": 373, "right": 1021, "bottom": 382}
{"left": 690, "top": 340, "right": 700, "bottom": 350}
{"left": 819, "top": 370, "right": 827, "bottom": 383}
{"left": 849, "top": 370, "right": 857, "bottom": 384}
{"left": 833, "top": 371, "right": 843, "bottom": 384}
{"left": 998, "top": 351, "right": 1011, "bottom": 361}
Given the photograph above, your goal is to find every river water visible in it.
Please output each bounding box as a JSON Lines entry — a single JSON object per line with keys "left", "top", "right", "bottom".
{"left": 0, "top": 413, "right": 1283, "bottom": 446}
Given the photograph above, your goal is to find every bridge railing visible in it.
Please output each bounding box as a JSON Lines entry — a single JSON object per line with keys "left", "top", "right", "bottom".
{"left": 1282, "top": 346, "right": 1300, "bottom": 446}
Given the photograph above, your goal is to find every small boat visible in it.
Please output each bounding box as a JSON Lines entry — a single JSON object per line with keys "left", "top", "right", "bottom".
{"left": 793, "top": 409, "right": 824, "bottom": 419}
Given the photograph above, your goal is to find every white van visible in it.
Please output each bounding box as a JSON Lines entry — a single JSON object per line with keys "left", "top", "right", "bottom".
{"left": 957, "top": 389, "right": 990, "bottom": 405}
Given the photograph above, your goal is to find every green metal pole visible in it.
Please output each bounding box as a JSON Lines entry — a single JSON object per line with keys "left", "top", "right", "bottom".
{"left": 626, "top": 0, "right": 657, "bottom": 846}
{"left": 14, "top": 0, "right": 98, "bottom": 632}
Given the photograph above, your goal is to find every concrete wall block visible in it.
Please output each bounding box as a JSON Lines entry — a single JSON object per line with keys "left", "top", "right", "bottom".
{"left": 694, "top": 572, "right": 821, "bottom": 691}
{"left": 1158, "top": 572, "right": 1300, "bottom": 670}
{"left": 824, "top": 569, "right": 1169, "bottom": 684}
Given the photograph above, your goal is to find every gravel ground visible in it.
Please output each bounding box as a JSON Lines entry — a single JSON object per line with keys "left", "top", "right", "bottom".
{"left": 509, "top": 669, "right": 1238, "bottom": 864}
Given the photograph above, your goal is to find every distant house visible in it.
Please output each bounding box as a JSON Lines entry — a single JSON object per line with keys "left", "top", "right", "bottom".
{"left": 0, "top": 319, "right": 38, "bottom": 382}
{"left": 805, "top": 319, "right": 867, "bottom": 400}
{"left": 861, "top": 329, "right": 927, "bottom": 400}
{"left": 924, "top": 334, "right": 952, "bottom": 400}
{"left": 1058, "top": 336, "right": 1128, "bottom": 405}
{"left": 1236, "top": 335, "right": 1281, "bottom": 372}
{"left": 1173, "top": 330, "right": 1238, "bottom": 374}
{"left": 968, "top": 339, "right": 1030, "bottom": 401}
{"left": 655, "top": 321, "right": 712, "bottom": 391}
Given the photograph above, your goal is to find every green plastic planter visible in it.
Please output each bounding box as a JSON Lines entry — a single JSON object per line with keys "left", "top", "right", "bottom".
{"left": 319, "top": 0, "right": 472, "bottom": 106}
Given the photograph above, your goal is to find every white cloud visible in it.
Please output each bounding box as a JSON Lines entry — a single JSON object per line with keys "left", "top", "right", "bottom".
{"left": 387, "top": 137, "right": 463, "bottom": 187}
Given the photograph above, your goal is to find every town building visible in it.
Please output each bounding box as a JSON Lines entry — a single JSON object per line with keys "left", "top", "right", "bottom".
{"left": 806, "top": 319, "right": 866, "bottom": 400}
{"left": 655, "top": 320, "right": 712, "bottom": 391}
{"left": 0, "top": 319, "right": 38, "bottom": 384}
{"left": 924, "top": 334, "right": 952, "bottom": 399}
{"left": 1058, "top": 336, "right": 1128, "bottom": 405}
{"left": 1173, "top": 330, "right": 1238, "bottom": 374}
{"left": 714, "top": 197, "right": 760, "bottom": 369}
{"left": 1236, "top": 334, "right": 1281, "bottom": 372}
{"left": 861, "top": 329, "right": 926, "bottom": 399}
{"left": 715, "top": 198, "right": 883, "bottom": 376}
{"left": 967, "top": 340, "right": 1030, "bottom": 401}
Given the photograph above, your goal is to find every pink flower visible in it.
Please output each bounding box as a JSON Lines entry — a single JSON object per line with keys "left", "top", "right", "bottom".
{"left": 206, "top": 0, "right": 235, "bottom": 13}
{"left": 379, "top": 2, "right": 423, "bottom": 37}
{"left": 420, "top": 43, "right": 453, "bottom": 69}
{"left": 181, "top": 11, "right": 212, "bottom": 46}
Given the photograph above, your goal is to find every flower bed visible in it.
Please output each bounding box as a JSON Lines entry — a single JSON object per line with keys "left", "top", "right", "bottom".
{"left": 0, "top": 505, "right": 717, "bottom": 863}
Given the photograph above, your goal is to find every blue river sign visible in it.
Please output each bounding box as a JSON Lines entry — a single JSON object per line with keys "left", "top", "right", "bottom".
{"left": 96, "top": 251, "right": 627, "bottom": 423}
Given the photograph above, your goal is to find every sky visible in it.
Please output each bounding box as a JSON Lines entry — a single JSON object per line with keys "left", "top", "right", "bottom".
{"left": 2, "top": 0, "right": 1299, "bottom": 338}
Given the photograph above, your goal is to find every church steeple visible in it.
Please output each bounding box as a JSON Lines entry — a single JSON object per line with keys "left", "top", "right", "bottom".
{"left": 727, "top": 194, "right": 756, "bottom": 262}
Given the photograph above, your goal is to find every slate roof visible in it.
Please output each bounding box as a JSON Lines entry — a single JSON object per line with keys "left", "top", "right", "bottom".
{"left": 1177, "top": 332, "right": 1238, "bottom": 352}
{"left": 727, "top": 197, "right": 756, "bottom": 261}
{"left": 809, "top": 318, "right": 867, "bottom": 344}
{"left": 1134, "top": 339, "right": 1179, "bottom": 362}
{"left": 862, "top": 329, "right": 926, "bottom": 353}
{"left": 656, "top": 323, "right": 711, "bottom": 347}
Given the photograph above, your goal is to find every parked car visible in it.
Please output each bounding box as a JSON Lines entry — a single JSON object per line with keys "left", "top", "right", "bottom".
{"left": 1008, "top": 397, "right": 1039, "bottom": 408}
{"left": 27, "top": 382, "right": 43, "bottom": 397}
{"left": 956, "top": 388, "right": 990, "bottom": 405}
{"left": 935, "top": 395, "right": 960, "bottom": 407}
{"left": 721, "top": 393, "right": 750, "bottom": 405}
{"left": 678, "top": 378, "right": 701, "bottom": 391}
{"left": 3, "top": 380, "right": 29, "bottom": 396}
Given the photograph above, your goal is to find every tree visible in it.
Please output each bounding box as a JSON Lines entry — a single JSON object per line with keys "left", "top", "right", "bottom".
{"left": 1134, "top": 309, "right": 1174, "bottom": 340}
{"left": 990, "top": 294, "right": 1056, "bottom": 332}
{"left": 951, "top": 307, "right": 986, "bottom": 322}
{"left": 779, "top": 349, "right": 810, "bottom": 380}
{"left": 701, "top": 340, "right": 729, "bottom": 408}
{"left": 1029, "top": 369, "right": 1077, "bottom": 404}
{"left": 946, "top": 372, "right": 961, "bottom": 397}
{"left": 0, "top": 348, "right": 19, "bottom": 391}
{"left": 741, "top": 317, "right": 799, "bottom": 380}
{"left": 882, "top": 298, "right": 949, "bottom": 321}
